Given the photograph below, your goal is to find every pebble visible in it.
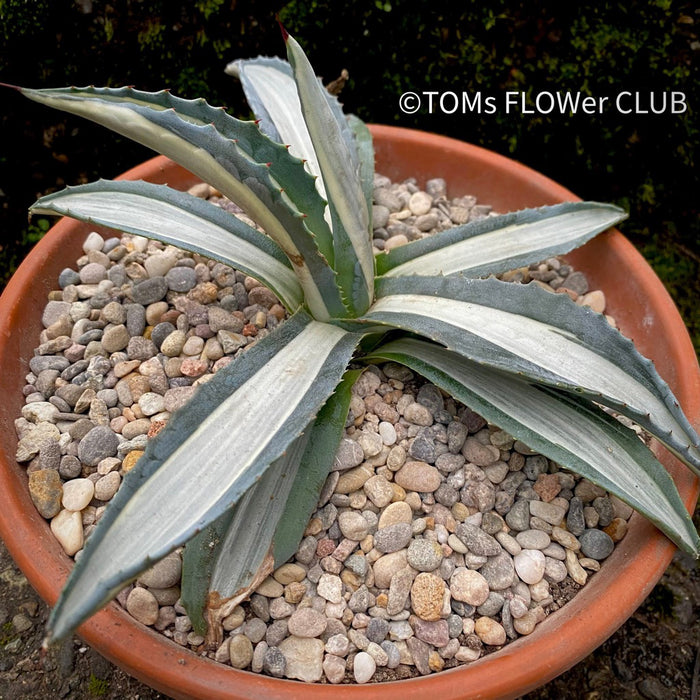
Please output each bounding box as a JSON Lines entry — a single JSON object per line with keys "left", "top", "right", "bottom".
{"left": 364, "top": 475, "right": 394, "bottom": 507}
{"left": 479, "top": 551, "right": 516, "bottom": 590}
{"left": 579, "top": 529, "right": 615, "bottom": 560}
{"left": 454, "top": 523, "right": 502, "bottom": 556}
{"left": 61, "top": 478, "right": 94, "bottom": 511}
{"left": 273, "top": 563, "right": 306, "bottom": 585}
{"left": 449, "top": 569, "right": 490, "bottom": 606}
{"left": 317, "top": 574, "right": 343, "bottom": 604}
{"left": 138, "top": 553, "right": 182, "bottom": 589}
{"left": 353, "top": 651, "right": 376, "bottom": 683}
{"left": 374, "top": 523, "right": 413, "bottom": 553}
{"left": 287, "top": 608, "right": 327, "bottom": 638}
{"left": 373, "top": 550, "right": 408, "bottom": 589}
{"left": 28, "top": 469, "right": 63, "bottom": 518}
{"left": 50, "top": 509, "right": 84, "bottom": 555}
{"left": 323, "top": 654, "right": 346, "bottom": 684}
{"left": 229, "top": 635, "right": 254, "bottom": 669}
{"left": 278, "top": 637, "right": 324, "bottom": 682}
{"left": 406, "top": 538, "right": 443, "bottom": 571}
{"left": 410, "top": 573, "right": 445, "bottom": 621}
{"left": 78, "top": 425, "right": 119, "bottom": 466}
{"left": 132, "top": 277, "right": 168, "bottom": 305}
{"left": 529, "top": 500, "right": 566, "bottom": 526}
{"left": 513, "top": 549, "right": 546, "bottom": 584}
{"left": 394, "top": 461, "right": 442, "bottom": 492}
{"left": 338, "top": 511, "right": 369, "bottom": 541}
{"left": 378, "top": 501, "right": 413, "bottom": 528}
{"left": 403, "top": 403, "right": 433, "bottom": 426}
{"left": 262, "top": 646, "right": 286, "bottom": 678}
{"left": 474, "top": 617, "right": 507, "bottom": 646}
{"left": 125, "top": 587, "right": 159, "bottom": 626}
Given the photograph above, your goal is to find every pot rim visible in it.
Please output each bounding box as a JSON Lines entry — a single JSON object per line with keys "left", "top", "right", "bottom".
{"left": 0, "top": 124, "right": 697, "bottom": 700}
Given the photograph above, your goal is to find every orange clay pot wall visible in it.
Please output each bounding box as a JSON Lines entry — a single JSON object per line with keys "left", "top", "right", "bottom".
{"left": 0, "top": 125, "right": 698, "bottom": 700}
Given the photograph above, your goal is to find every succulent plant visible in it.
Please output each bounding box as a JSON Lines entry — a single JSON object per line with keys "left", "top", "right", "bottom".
{"left": 9, "top": 28, "right": 699, "bottom": 647}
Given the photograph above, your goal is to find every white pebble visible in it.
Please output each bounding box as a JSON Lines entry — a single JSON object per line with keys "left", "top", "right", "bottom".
{"left": 378, "top": 421, "right": 397, "bottom": 446}
{"left": 50, "top": 509, "right": 84, "bottom": 555}
{"left": 317, "top": 574, "right": 343, "bottom": 604}
{"left": 353, "top": 651, "right": 376, "bottom": 683}
{"left": 514, "top": 549, "right": 546, "bottom": 585}
{"left": 408, "top": 191, "right": 433, "bottom": 216}
{"left": 22, "top": 402, "right": 59, "bottom": 424}
{"left": 82, "top": 231, "right": 105, "bottom": 253}
{"left": 138, "top": 392, "right": 166, "bottom": 416}
{"left": 61, "top": 478, "right": 95, "bottom": 512}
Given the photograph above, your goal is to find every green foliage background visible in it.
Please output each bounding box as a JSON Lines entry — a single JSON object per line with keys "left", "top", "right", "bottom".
{"left": 1, "top": 0, "right": 698, "bottom": 350}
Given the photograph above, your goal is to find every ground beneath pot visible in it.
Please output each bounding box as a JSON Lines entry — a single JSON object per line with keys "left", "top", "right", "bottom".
{"left": 0, "top": 499, "right": 697, "bottom": 699}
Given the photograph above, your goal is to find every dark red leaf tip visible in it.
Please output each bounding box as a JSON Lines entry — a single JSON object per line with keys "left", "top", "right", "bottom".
{"left": 276, "top": 16, "right": 289, "bottom": 42}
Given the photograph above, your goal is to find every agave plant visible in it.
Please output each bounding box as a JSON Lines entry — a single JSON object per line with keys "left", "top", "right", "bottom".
{"left": 10, "top": 29, "right": 699, "bottom": 647}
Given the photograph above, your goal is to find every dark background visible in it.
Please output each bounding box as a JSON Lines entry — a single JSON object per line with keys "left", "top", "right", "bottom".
{"left": 1, "top": 1, "right": 698, "bottom": 354}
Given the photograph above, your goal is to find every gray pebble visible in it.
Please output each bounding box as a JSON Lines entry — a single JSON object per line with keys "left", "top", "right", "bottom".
{"left": 151, "top": 322, "right": 177, "bottom": 350}
{"left": 406, "top": 538, "right": 443, "bottom": 571}
{"left": 366, "top": 618, "right": 389, "bottom": 644}
{"left": 42, "top": 301, "right": 72, "bottom": 328}
{"left": 132, "top": 277, "right": 168, "bottom": 305}
{"left": 477, "top": 592, "right": 505, "bottom": 617}
{"left": 450, "top": 600, "right": 476, "bottom": 617}
{"left": 593, "top": 496, "right": 614, "bottom": 527}
{"left": 250, "top": 594, "right": 270, "bottom": 622}
{"left": 566, "top": 497, "right": 586, "bottom": 535}
{"left": 127, "top": 336, "right": 157, "bottom": 361}
{"left": 417, "top": 384, "right": 444, "bottom": 416}
{"left": 79, "top": 262, "right": 107, "bottom": 284}
{"left": 59, "top": 268, "right": 81, "bottom": 288}
{"left": 77, "top": 425, "right": 119, "bottom": 466}
{"left": 524, "top": 455, "right": 548, "bottom": 481}
{"left": 108, "top": 265, "right": 127, "bottom": 287}
{"left": 166, "top": 266, "right": 197, "bottom": 292}
{"left": 447, "top": 614, "right": 463, "bottom": 638}
{"left": 409, "top": 431, "right": 437, "bottom": 463}
{"left": 561, "top": 271, "right": 589, "bottom": 295}
{"left": 125, "top": 304, "right": 146, "bottom": 337}
{"left": 262, "top": 646, "right": 286, "bottom": 678}
{"left": 479, "top": 551, "right": 516, "bottom": 590}
{"left": 506, "top": 500, "right": 530, "bottom": 531}
{"left": 434, "top": 482, "right": 459, "bottom": 507}
{"left": 266, "top": 619, "right": 289, "bottom": 647}
{"left": 348, "top": 586, "right": 373, "bottom": 613}
{"left": 481, "top": 512, "right": 505, "bottom": 535}
{"left": 454, "top": 523, "right": 501, "bottom": 556}
{"left": 380, "top": 641, "right": 401, "bottom": 669}
{"left": 30, "top": 356, "right": 70, "bottom": 374}
{"left": 579, "top": 529, "right": 614, "bottom": 560}
{"left": 344, "top": 553, "right": 369, "bottom": 577}
{"left": 374, "top": 523, "right": 412, "bottom": 553}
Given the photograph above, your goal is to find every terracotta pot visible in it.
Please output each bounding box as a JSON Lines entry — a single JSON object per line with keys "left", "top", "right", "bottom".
{"left": 0, "top": 125, "right": 698, "bottom": 700}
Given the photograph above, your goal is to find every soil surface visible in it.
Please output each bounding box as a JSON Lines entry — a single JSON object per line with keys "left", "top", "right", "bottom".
{"left": 0, "top": 502, "right": 697, "bottom": 700}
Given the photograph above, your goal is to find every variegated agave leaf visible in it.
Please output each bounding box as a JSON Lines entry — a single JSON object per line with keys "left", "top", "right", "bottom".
{"left": 182, "top": 370, "right": 360, "bottom": 646}
{"left": 30, "top": 179, "right": 304, "bottom": 312}
{"left": 19, "top": 84, "right": 346, "bottom": 320}
{"left": 366, "top": 275, "right": 700, "bottom": 474}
